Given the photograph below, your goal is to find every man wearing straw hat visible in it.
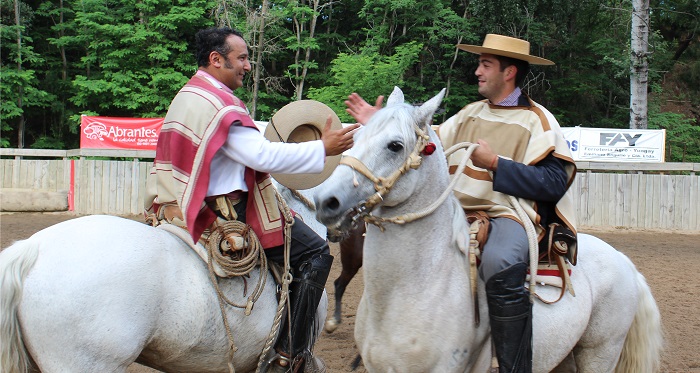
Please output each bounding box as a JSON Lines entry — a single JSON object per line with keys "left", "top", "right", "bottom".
{"left": 345, "top": 34, "right": 578, "bottom": 373}
{"left": 145, "top": 26, "right": 359, "bottom": 372}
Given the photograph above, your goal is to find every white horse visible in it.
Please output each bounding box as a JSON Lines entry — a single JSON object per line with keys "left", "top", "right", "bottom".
{"left": 272, "top": 179, "right": 327, "bottom": 240}
{"left": 314, "top": 87, "right": 663, "bottom": 373}
{"left": 1, "top": 208, "right": 327, "bottom": 372}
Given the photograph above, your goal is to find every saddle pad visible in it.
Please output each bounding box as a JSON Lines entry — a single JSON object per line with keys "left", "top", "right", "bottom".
{"left": 526, "top": 262, "right": 572, "bottom": 289}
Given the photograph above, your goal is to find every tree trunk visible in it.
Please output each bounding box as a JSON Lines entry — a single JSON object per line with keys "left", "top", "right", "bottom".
{"left": 14, "top": 0, "right": 25, "bottom": 148}
{"left": 629, "top": 0, "right": 650, "bottom": 129}
{"left": 296, "top": 0, "right": 321, "bottom": 100}
{"left": 292, "top": 1, "right": 304, "bottom": 101}
{"left": 443, "top": 4, "right": 470, "bottom": 122}
{"left": 60, "top": 0, "right": 67, "bottom": 82}
{"left": 251, "top": 0, "right": 269, "bottom": 120}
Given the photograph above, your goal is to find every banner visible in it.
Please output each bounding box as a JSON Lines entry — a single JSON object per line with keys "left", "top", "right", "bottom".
{"left": 80, "top": 116, "right": 163, "bottom": 150}
{"left": 560, "top": 127, "right": 666, "bottom": 162}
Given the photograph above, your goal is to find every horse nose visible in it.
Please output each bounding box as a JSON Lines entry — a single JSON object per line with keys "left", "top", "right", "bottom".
{"left": 321, "top": 196, "right": 341, "bottom": 212}
{"left": 315, "top": 194, "right": 342, "bottom": 225}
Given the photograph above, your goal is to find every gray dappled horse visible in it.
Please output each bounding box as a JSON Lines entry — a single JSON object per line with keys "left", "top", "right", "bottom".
{"left": 314, "top": 87, "right": 663, "bottom": 373}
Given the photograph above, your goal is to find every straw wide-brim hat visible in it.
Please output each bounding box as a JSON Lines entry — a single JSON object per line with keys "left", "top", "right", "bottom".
{"left": 457, "top": 34, "right": 554, "bottom": 65}
{"left": 264, "top": 100, "right": 342, "bottom": 190}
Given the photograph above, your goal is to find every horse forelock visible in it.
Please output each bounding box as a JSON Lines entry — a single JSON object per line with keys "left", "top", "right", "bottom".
{"left": 362, "top": 103, "right": 416, "bottom": 145}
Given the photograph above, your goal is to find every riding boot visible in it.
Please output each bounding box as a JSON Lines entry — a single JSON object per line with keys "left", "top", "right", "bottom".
{"left": 271, "top": 253, "right": 334, "bottom": 372}
{"left": 486, "top": 262, "right": 533, "bottom": 373}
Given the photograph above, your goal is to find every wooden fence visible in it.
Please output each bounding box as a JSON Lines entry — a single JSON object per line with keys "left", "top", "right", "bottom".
{"left": 2, "top": 149, "right": 699, "bottom": 230}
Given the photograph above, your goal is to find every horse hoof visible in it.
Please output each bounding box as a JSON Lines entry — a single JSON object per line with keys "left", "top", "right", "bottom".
{"left": 324, "top": 318, "right": 339, "bottom": 333}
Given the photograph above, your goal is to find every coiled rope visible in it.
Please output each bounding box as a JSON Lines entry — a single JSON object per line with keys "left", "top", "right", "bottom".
{"left": 204, "top": 191, "right": 295, "bottom": 373}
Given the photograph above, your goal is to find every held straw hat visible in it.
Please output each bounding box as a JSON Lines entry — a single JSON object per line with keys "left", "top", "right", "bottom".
{"left": 264, "top": 100, "right": 342, "bottom": 190}
{"left": 457, "top": 34, "right": 554, "bottom": 65}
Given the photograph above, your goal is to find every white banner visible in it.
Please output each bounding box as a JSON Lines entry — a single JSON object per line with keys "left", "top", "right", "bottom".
{"left": 560, "top": 127, "right": 665, "bottom": 162}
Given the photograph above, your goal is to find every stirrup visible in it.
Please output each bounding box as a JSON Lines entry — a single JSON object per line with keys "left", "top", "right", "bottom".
{"left": 262, "top": 352, "right": 326, "bottom": 373}
{"left": 261, "top": 352, "right": 292, "bottom": 373}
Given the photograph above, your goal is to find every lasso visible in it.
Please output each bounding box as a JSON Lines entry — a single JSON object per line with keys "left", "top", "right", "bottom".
{"left": 203, "top": 192, "right": 295, "bottom": 373}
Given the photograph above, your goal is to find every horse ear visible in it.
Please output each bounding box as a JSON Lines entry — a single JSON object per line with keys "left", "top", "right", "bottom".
{"left": 413, "top": 88, "right": 446, "bottom": 128}
{"left": 386, "top": 86, "right": 405, "bottom": 106}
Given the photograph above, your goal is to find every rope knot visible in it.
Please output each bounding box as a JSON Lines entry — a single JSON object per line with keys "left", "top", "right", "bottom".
{"left": 408, "top": 153, "right": 423, "bottom": 169}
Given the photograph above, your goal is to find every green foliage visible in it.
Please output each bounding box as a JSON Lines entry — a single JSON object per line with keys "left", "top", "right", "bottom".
{"left": 0, "top": 0, "right": 696, "bottom": 162}
{"left": 648, "top": 111, "right": 699, "bottom": 162}
{"left": 67, "top": 0, "right": 212, "bottom": 116}
{"left": 0, "top": 20, "right": 55, "bottom": 147}
{"left": 307, "top": 42, "right": 422, "bottom": 122}
{"left": 31, "top": 135, "right": 65, "bottom": 149}
{"left": 648, "top": 84, "right": 700, "bottom": 162}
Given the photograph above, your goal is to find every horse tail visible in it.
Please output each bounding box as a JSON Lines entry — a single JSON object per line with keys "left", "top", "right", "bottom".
{"left": 614, "top": 270, "right": 664, "bottom": 373}
{"left": 0, "top": 239, "right": 40, "bottom": 373}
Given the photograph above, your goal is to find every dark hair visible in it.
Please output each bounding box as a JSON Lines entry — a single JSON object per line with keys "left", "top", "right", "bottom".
{"left": 495, "top": 55, "right": 530, "bottom": 87}
{"left": 195, "top": 27, "right": 244, "bottom": 68}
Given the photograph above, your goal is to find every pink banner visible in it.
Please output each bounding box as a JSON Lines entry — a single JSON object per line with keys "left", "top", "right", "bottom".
{"left": 80, "top": 116, "right": 163, "bottom": 150}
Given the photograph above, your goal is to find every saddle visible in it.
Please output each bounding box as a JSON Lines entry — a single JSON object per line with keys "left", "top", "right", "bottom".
{"left": 466, "top": 212, "right": 577, "bottom": 304}
{"left": 146, "top": 198, "right": 261, "bottom": 278}
{"left": 531, "top": 223, "right": 577, "bottom": 304}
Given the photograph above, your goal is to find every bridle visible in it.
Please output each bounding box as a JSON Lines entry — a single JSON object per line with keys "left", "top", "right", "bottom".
{"left": 337, "top": 123, "right": 478, "bottom": 231}
{"left": 336, "top": 123, "right": 431, "bottom": 229}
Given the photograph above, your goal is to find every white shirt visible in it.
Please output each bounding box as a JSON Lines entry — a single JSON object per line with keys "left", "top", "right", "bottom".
{"left": 207, "top": 124, "right": 326, "bottom": 196}
{"left": 196, "top": 69, "right": 326, "bottom": 196}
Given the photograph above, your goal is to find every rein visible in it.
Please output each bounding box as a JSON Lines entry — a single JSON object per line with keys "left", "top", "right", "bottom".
{"left": 253, "top": 192, "right": 294, "bottom": 373}
{"left": 289, "top": 188, "right": 316, "bottom": 212}
{"left": 338, "top": 123, "right": 430, "bottom": 228}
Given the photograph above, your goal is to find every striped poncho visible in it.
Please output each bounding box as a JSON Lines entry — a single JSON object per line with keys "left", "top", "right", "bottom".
{"left": 436, "top": 97, "right": 577, "bottom": 240}
{"left": 144, "top": 73, "right": 284, "bottom": 247}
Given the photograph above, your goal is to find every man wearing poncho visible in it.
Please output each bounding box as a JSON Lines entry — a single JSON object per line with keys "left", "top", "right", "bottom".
{"left": 345, "top": 34, "right": 577, "bottom": 373}
{"left": 145, "top": 27, "right": 359, "bottom": 373}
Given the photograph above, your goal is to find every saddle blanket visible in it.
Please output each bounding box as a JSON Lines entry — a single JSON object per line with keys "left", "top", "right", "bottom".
{"left": 527, "top": 262, "right": 573, "bottom": 289}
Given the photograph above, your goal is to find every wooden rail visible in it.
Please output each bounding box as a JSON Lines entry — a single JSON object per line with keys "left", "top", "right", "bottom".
{"left": 2, "top": 149, "right": 698, "bottom": 230}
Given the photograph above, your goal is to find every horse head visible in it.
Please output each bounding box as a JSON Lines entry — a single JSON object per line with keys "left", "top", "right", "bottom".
{"left": 315, "top": 87, "right": 447, "bottom": 232}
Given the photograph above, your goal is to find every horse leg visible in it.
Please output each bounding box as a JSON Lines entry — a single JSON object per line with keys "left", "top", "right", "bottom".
{"left": 18, "top": 288, "right": 147, "bottom": 373}
{"left": 324, "top": 264, "right": 358, "bottom": 333}
{"left": 17, "top": 289, "right": 145, "bottom": 373}
{"left": 325, "top": 225, "right": 364, "bottom": 333}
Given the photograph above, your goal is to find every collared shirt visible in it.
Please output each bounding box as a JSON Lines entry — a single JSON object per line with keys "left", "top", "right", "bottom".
{"left": 493, "top": 87, "right": 522, "bottom": 107}
{"left": 196, "top": 69, "right": 233, "bottom": 94}
{"left": 202, "top": 71, "right": 325, "bottom": 196}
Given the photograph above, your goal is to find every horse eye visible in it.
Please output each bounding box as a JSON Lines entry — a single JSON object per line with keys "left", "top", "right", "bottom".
{"left": 387, "top": 141, "right": 403, "bottom": 152}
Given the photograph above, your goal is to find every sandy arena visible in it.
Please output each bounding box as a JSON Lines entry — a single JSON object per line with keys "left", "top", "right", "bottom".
{"left": 1, "top": 212, "right": 698, "bottom": 372}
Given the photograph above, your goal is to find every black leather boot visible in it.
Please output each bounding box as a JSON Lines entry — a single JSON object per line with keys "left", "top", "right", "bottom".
{"left": 486, "top": 262, "right": 533, "bottom": 373}
{"left": 272, "top": 252, "right": 333, "bottom": 372}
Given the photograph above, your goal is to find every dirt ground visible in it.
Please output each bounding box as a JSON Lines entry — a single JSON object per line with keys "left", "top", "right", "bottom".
{"left": 1, "top": 212, "right": 698, "bottom": 373}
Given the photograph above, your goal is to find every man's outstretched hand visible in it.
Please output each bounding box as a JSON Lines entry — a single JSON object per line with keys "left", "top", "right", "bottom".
{"left": 345, "top": 93, "right": 384, "bottom": 125}
{"left": 321, "top": 115, "right": 360, "bottom": 156}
